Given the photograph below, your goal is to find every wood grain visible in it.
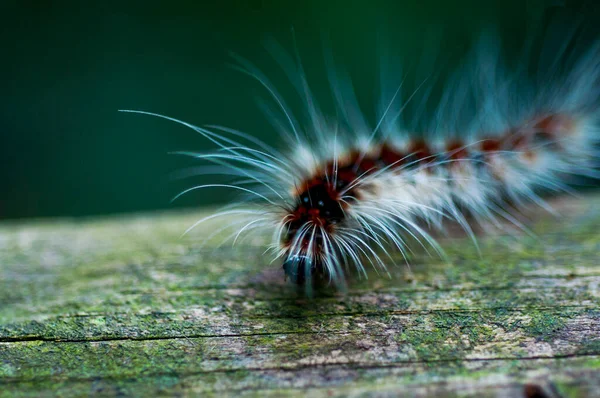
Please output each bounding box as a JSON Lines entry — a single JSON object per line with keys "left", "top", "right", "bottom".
{"left": 1, "top": 194, "right": 600, "bottom": 397}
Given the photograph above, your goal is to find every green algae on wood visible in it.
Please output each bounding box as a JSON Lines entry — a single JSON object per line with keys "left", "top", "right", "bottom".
{"left": 1, "top": 195, "right": 600, "bottom": 397}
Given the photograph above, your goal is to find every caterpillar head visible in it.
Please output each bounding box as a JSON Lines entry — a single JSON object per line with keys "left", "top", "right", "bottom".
{"left": 281, "top": 180, "right": 345, "bottom": 286}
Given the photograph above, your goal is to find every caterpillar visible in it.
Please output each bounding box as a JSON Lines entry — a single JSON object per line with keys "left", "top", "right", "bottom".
{"left": 121, "top": 27, "right": 600, "bottom": 294}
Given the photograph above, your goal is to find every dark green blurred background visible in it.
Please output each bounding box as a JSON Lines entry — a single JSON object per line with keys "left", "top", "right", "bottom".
{"left": 1, "top": 0, "right": 598, "bottom": 220}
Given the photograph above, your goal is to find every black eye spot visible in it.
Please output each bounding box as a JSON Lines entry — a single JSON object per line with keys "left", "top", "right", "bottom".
{"left": 294, "top": 184, "right": 344, "bottom": 226}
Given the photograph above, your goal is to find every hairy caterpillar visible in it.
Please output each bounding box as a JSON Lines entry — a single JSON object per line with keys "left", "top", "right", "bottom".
{"left": 122, "top": 27, "right": 600, "bottom": 294}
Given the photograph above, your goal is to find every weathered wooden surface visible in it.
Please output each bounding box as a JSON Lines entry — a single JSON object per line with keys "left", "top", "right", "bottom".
{"left": 1, "top": 194, "right": 600, "bottom": 397}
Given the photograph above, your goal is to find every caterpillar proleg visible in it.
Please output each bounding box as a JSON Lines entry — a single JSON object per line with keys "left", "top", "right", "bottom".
{"left": 122, "top": 26, "right": 600, "bottom": 294}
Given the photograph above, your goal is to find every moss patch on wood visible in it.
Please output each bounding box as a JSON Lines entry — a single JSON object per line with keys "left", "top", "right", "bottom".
{"left": 1, "top": 194, "right": 600, "bottom": 396}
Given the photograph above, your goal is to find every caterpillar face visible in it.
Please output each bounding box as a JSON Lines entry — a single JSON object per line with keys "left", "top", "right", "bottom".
{"left": 282, "top": 180, "right": 345, "bottom": 284}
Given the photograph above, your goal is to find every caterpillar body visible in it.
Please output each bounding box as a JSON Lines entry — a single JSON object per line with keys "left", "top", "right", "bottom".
{"left": 122, "top": 28, "right": 600, "bottom": 294}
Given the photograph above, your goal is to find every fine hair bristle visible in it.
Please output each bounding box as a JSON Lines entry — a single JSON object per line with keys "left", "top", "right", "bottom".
{"left": 121, "top": 25, "right": 600, "bottom": 296}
